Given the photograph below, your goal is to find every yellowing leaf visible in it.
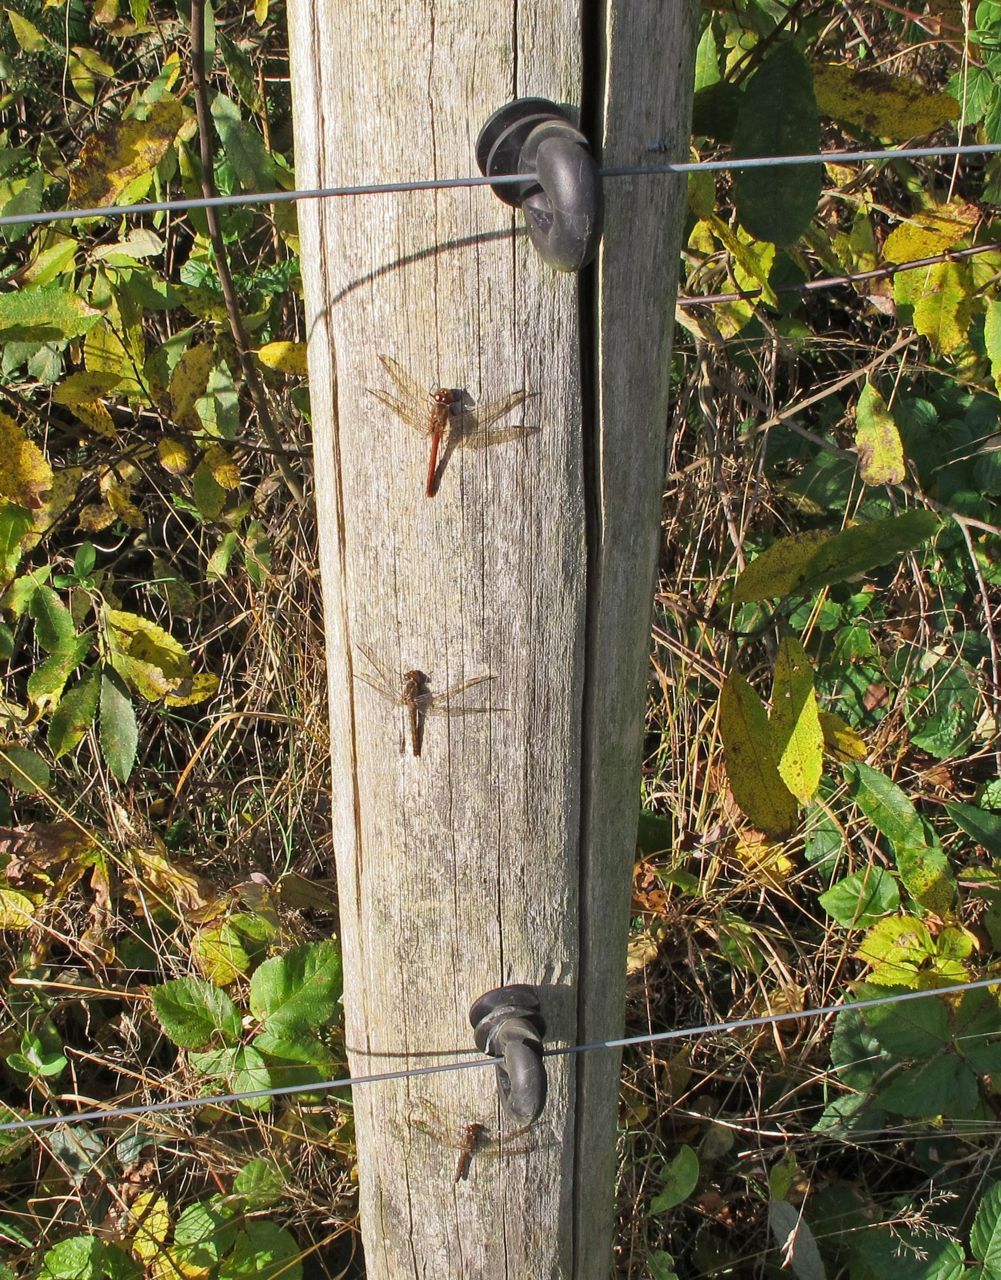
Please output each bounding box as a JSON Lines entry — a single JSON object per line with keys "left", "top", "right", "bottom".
{"left": 128, "top": 1191, "right": 170, "bottom": 1265}
{"left": 68, "top": 97, "right": 184, "bottom": 209}
{"left": 854, "top": 381, "right": 905, "bottom": 486}
{"left": 68, "top": 46, "right": 116, "bottom": 106}
{"left": 882, "top": 201, "right": 979, "bottom": 265}
{"left": 734, "top": 836, "right": 793, "bottom": 890}
{"left": 719, "top": 672, "right": 798, "bottom": 838}
{"left": 626, "top": 928, "right": 662, "bottom": 975}
{"left": 5, "top": 8, "right": 47, "bottom": 51}
{"left": 912, "top": 260, "right": 973, "bottom": 356}
{"left": 168, "top": 343, "right": 216, "bottom": 431}
{"left": 855, "top": 915, "right": 933, "bottom": 988}
{"left": 819, "top": 711, "right": 866, "bottom": 762}
{"left": 157, "top": 437, "right": 193, "bottom": 475}
{"left": 104, "top": 607, "right": 192, "bottom": 701}
{"left": 165, "top": 672, "right": 219, "bottom": 707}
{"left": 194, "top": 923, "right": 251, "bottom": 985}
{"left": 122, "top": 842, "right": 220, "bottom": 916}
{"left": 52, "top": 371, "right": 120, "bottom": 439}
{"left": 256, "top": 340, "right": 308, "bottom": 376}
{"left": 0, "top": 412, "right": 52, "bottom": 509}
{"left": 769, "top": 637, "right": 823, "bottom": 805}
{"left": 813, "top": 64, "right": 959, "bottom": 141}
{"left": 0, "top": 887, "right": 35, "bottom": 929}
{"left": 28, "top": 467, "right": 82, "bottom": 548}
{"left": 203, "top": 444, "right": 240, "bottom": 490}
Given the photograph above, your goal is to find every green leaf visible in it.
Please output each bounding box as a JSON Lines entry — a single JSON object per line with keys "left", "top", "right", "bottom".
{"left": 99, "top": 666, "right": 138, "bottom": 781}
{"left": 27, "top": 584, "right": 75, "bottom": 653}
{"left": 864, "top": 989, "right": 950, "bottom": 1056}
{"left": 818, "top": 868, "right": 899, "bottom": 927}
{"left": 851, "top": 768, "right": 957, "bottom": 913}
{"left": 732, "top": 44, "right": 821, "bottom": 246}
{"left": 719, "top": 672, "right": 798, "bottom": 838}
{"left": 39, "top": 1236, "right": 140, "bottom": 1280}
{"left": 0, "top": 744, "right": 50, "bottom": 794}
{"left": 28, "top": 638, "right": 89, "bottom": 711}
{"left": 855, "top": 382, "right": 905, "bottom": 486}
{"left": 769, "top": 637, "right": 822, "bottom": 804}
{"left": 733, "top": 510, "right": 940, "bottom": 601}
{"left": 851, "top": 762, "right": 928, "bottom": 851}
{"left": 877, "top": 1053, "right": 977, "bottom": 1118}
{"left": 907, "top": 662, "right": 979, "bottom": 760}
{"left": 211, "top": 94, "right": 278, "bottom": 192}
{"left": 150, "top": 977, "right": 241, "bottom": 1049}
{"left": 767, "top": 1200, "right": 825, "bottom": 1280}
{"left": 217, "top": 1222, "right": 302, "bottom": 1280}
{"left": 649, "top": 1145, "right": 700, "bottom": 1213}
{"left": 971, "top": 1182, "right": 1001, "bottom": 1269}
{"left": 217, "top": 33, "right": 264, "bottom": 113}
{"left": 249, "top": 940, "right": 343, "bottom": 1034}
{"left": 173, "top": 1199, "right": 239, "bottom": 1271}
{"left": 234, "top": 1157, "right": 286, "bottom": 1209}
{"left": 191, "top": 1045, "right": 271, "bottom": 1111}
{"left": 0, "top": 282, "right": 101, "bottom": 342}
{"left": 48, "top": 670, "right": 100, "bottom": 757}
{"left": 847, "top": 1227, "right": 965, "bottom": 1280}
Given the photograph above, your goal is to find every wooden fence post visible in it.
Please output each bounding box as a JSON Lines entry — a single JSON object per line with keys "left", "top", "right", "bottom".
{"left": 288, "top": 3, "right": 697, "bottom": 1275}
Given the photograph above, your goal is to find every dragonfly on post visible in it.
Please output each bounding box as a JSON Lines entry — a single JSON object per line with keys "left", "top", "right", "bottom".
{"left": 352, "top": 645, "right": 497, "bottom": 758}
{"left": 368, "top": 355, "right": 535, "bottom": 498}
{"left": 406, "top": 1098, "right": 539, "bottom": 1183}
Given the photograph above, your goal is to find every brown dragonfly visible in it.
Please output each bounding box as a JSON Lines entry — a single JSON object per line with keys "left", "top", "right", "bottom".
{"left": 368, "top": 354, "right": 534, "bottom": 497}
{"left": 352, "top": 645, "right": 496, "bottom": 758}
{"left": 406, "top": 1098, "right": 538, "bottom": 1183}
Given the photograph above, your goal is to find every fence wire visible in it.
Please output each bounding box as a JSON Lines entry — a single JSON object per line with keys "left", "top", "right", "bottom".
{"left": 2, "top": 975, "right": 998, "bottom": 1136}
{"left": 1, "top": 139, "right": 999, "bottom": 229}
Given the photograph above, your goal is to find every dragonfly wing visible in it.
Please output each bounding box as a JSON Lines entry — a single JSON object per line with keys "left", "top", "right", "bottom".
{"left": 429, "top": 674, "right": 497, "bottom": 715}
{"left": 354, "top": 645, "right": 400, "bottom": 698}
{"left": 459, "top": 424, "right": 540, "bottom": 451}
{"left": 465, "top": 389, "right": 530, "bottom": 432}
{"left": 368, "top": 386, "right": 422, "bottom": 429}
{"left": 377, "top": 354, "right": 427, "bottom": 405}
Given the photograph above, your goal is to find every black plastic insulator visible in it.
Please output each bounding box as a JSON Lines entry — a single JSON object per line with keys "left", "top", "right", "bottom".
{"left": 476, "top": 98, "right": 602, "bottom": 273}
{"left": 470, "top": 984, "right": 548, "bottom": 1126}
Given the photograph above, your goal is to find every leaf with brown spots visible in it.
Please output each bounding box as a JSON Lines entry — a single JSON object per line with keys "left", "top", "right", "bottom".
{"left": 68, "top": 97, "right": 184, "bottom": 209}
{"left": 0, "top": 412, "right": 52, "bottom": 509}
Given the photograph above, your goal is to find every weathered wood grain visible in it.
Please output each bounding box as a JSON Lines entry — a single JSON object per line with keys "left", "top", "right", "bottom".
{"left": 287, "top": 2, "right": 697, "bottom": 1274}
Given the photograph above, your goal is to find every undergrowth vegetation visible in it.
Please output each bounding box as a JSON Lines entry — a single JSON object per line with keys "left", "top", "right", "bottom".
{"left": 0, "top": 0, "right": 1000, "bottom": 1277}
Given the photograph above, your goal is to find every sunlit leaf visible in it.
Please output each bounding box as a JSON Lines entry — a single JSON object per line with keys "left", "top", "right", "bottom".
{"left": 151, "top": 976, "right": 241, "bottom": 1049}
{"left": 48, "top": 671, "right": 100, "bottom": 757}
{"left": 5, "top": 9, "right": 46, "bottom": 51}
{"left": 733, "top": 510, "right": 940, "bottom": 601}
{"left": 769, "top": 637, "right": 823, "bottom": 805}
{"left": 0, "top": 412, "right": 52, "bottom": 510}
{"left": 256, "top": 341, "right": 308, "bottom": 376}
{"left": 68, "top": 97, "right": 184, "bottom": 209}
{"left": 52, "top": 371, "right": 119, "bottom": 439}
{"left": 719, "top": 672, "right": 798, "bottom": 838}
{"left": 818, "top": 711, "right": 867, "bottom": 762}
{"left": 814, "top": 64, "right": 959, "bottom": 140}
{"left": 165, "top": 672, "right": 219, "bottom": 707}
{"left": 157, "top": 437, "right": 192, "bottom": 475}
{"left": 882, "top": 201, "right": 979, "bottom": 265}
{"left": 0, "top": 888, "right": 35, "bottom": 929}
{"left": 912, "top": 260, "right": 974, "bottom": 356}
{"left": 129, "top": 1191, "right": 171, "bottom": 1266}
{"left": 168, "top": 342, "right": 215, "bottom": 431}
{"left": 855, "top": 382, "right": 905, "bottom": 486}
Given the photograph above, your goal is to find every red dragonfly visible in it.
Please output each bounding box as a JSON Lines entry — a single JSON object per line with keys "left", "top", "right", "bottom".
{"left": 406, "top": 1098, "right": 538, "bottom": 1183}
{"left": 353, "top": 645, "right": 496, "bottom": 757}
{"left": 368, "top": 355, "right": 534, "bottom": 497}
